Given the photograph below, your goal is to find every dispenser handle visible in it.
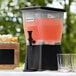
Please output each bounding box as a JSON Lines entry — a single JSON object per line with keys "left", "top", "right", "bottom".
{"left": 27, "top": 31, "right": 36, "bottom": 46}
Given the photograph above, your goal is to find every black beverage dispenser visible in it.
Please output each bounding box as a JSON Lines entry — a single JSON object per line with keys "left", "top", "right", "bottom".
{"left": 21, "top": 7, "right": 65, "bottom": 71}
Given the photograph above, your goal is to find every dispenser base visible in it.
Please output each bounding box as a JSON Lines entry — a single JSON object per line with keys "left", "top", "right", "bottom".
{"left": 24, "top": 45, "right": 62, "bottom": 71}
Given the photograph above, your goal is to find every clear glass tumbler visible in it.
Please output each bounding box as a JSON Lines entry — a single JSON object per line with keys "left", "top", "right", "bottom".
{"left": 71, "top": 54, "right": 76, "bottom": 72}
{"left": 57, "top": 54, "right": 71, "bottom": 72}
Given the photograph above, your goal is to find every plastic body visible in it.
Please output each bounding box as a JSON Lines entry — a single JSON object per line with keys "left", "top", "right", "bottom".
{"left": 21, "top": 7, "right": 65, "bottom": 71}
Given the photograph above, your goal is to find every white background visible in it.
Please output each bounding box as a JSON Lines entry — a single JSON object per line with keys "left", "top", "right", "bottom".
{"left": 0, "top": 71, "right": 76, "bottom": 76}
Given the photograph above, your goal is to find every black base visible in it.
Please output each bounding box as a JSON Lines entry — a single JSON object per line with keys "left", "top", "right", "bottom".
{"left": 24, "top": 45, "right": 62, "bottom": 71}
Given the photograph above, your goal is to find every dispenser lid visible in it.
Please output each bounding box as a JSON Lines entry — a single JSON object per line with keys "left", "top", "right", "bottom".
{"left": 20, "top": 6, "right": 65, "bottom": 12}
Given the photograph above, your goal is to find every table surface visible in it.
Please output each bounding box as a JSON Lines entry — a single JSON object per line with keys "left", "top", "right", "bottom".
{"left": 0, "top": 71, "right": 76, "bottom": 76}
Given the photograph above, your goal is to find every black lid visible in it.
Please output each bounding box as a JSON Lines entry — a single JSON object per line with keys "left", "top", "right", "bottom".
{"left": 20, "top": 6, "right": 65, "bottom": 12}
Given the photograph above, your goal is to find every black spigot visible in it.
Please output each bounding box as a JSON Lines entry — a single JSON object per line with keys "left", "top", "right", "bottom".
{"left": 27, "top": 31, "right": 36, "bottom": 46}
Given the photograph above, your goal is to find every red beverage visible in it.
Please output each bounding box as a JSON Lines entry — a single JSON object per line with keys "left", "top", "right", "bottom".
{"left": 39, "top": 18, "right": 63, "bottom": 44}
{"left": 23, "top": 18, "right": 63, "bottom": 44}
{"left": 23, "top": 19, "right": 40, "bottom": 42}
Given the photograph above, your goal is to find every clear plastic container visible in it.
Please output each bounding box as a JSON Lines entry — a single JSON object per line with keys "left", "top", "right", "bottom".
{"left": 21, "top": 7, "right": 65, "bottom": 71}
{"left": 21, "top": 7, "right": 64, "bottom": 45}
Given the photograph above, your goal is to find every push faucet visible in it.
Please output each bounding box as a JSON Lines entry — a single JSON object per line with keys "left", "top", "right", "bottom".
{"left": 27, "top": 31, "right": 36, "bottom": 46}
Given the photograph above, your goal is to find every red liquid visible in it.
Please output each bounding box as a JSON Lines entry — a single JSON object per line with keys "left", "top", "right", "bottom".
{"left": 23, "top": 19, "right": 40, "bottom": 41}
{"left": 23, "top": 18, "right": 63, "bottom": 44}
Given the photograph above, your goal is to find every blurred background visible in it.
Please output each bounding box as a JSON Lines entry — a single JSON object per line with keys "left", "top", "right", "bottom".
{"left": 0, "top": 0, "right": 76, "bottom": 65}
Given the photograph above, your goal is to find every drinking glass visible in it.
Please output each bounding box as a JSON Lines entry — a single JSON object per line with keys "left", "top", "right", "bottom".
{"left": 57, "top": 54, "right": 71, "bottom": 72}
{"left": 71, "top": 54, "right": 76, "bottom": 72}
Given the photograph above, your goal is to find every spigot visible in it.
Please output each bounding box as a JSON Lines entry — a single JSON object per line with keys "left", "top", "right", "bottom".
{"left": 27, "top": 31, "right": 36, "bottom": 46}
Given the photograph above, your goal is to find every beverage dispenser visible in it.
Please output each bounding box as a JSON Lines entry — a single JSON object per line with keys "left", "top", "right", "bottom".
{"left": 21, "top": 7, "right": 65, "bottom": 71}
